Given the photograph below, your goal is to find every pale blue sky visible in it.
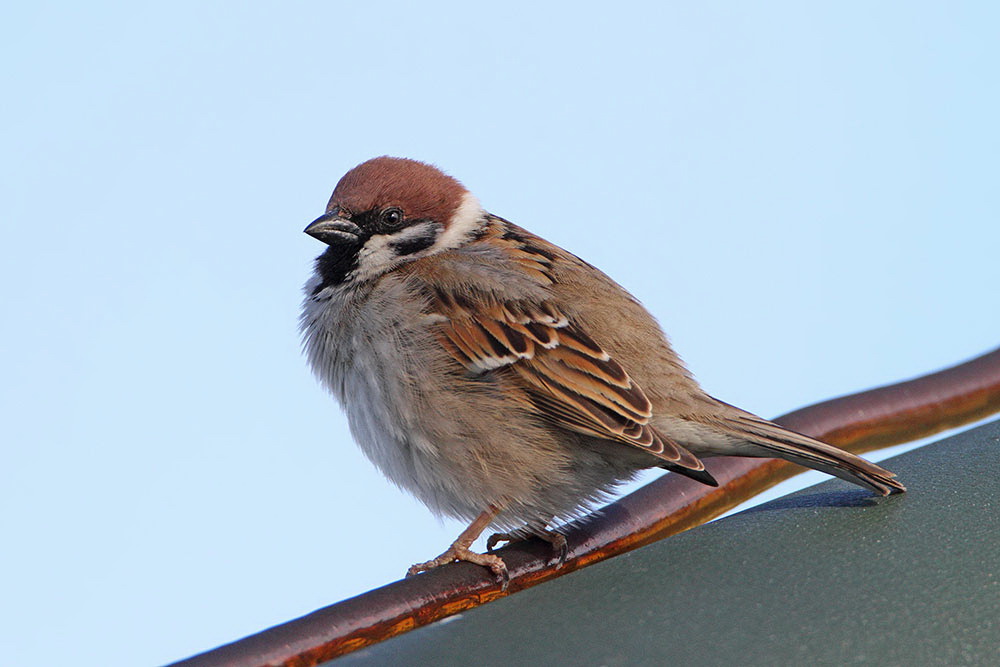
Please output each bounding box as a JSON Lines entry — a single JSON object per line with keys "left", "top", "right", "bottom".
{"left": 2, "top": 3, "right": 998, "bottom": 665}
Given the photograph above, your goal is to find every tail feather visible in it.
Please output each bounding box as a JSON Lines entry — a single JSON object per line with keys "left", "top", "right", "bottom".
{"left": 721, "top": 412, "right": 906, "bottom": 496}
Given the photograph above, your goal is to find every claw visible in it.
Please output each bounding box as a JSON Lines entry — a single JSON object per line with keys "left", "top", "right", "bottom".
{"left": 486, "top": 531, "right": 514, "bottom": 553}
{"left": 497, "top": 561, "right": 510, "bottom": 591}
{"left": 407, "top": 545, "right": 509, "bottom": 591}
{"left": 405, "top": 507, "right": 509, "bottom": 591}
{"left": 486, "top": 529, "right": 568, "bottom": 568}
{"left": 549, "top": 532, "right": 569, "bottom": 568}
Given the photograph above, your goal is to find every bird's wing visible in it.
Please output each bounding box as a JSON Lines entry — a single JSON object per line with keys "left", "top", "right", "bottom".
{"left": 426, "top": 287, "right": 714, "bottom": 484}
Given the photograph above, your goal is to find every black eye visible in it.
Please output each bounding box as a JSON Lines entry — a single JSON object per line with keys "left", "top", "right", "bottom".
{"left": 380, "top": 207, "right": 404, "bottom": 230}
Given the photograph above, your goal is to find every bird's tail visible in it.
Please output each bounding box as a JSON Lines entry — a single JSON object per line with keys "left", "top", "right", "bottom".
{"left": 715, "top": 409, "right": 906, "bottom": 496}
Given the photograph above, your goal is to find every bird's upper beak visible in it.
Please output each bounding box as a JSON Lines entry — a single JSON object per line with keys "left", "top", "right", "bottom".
{"left": 304, "top": 212, "right": 364, "bottom": 246}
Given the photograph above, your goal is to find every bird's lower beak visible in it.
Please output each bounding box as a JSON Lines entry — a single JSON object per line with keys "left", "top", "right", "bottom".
{"left": 304, "top": 213, "right": 363, "bottom": 246}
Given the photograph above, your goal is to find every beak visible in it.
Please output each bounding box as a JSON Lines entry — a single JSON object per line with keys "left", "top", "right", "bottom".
{"left": 304, "top": 212, "right": 364, "bottom": 246}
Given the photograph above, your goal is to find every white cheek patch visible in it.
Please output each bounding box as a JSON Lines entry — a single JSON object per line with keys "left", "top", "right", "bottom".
{"left": 353, "top": 222, "right": 442, "bottom": 281}
{"left": 355, "top": 234, "right": 395, "bottom": 276}
{"left": 349, "top": 194, "right": 485, "bottom": 282}
{"left": 429, "top": 191, "right": 485, "bottom": 253}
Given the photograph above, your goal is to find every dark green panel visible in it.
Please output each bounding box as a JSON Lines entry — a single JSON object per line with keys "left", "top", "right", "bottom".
{"left": 338, "top": 420, "right": 1000, "bottom": 666}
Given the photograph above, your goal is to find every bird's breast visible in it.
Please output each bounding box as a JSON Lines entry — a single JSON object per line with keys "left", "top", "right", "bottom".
{"left": 301, "top": 276, "right": 450, "bottom": 479}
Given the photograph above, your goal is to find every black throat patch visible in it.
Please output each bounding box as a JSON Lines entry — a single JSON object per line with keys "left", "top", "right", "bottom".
{"left": 313, "top": 242, "right": 362, "bottom": 293}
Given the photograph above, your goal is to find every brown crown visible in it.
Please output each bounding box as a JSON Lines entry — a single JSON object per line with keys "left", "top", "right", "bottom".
{"left": 329, "top": 157, "right": 468, "bottom": 226}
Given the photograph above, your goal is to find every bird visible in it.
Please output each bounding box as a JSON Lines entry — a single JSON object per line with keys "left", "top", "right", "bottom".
{"left": 300, "top": 156, "right": 905, "bottom": 588}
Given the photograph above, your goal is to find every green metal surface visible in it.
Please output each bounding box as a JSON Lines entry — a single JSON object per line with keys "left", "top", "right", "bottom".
{"left": 337, "top": 420, "right": 1000, "bottom": 665}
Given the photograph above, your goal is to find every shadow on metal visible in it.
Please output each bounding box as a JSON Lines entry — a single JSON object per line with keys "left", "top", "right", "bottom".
{"left": 171, "top": 347, "right": 1000, "bottom": 667}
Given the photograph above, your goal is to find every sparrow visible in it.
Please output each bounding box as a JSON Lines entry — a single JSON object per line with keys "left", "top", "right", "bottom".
{"left": 300, "top": 156, "right": 905, "bottom": 588}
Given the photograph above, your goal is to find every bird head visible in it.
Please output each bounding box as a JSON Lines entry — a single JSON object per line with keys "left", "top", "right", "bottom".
{"left": 305, "top": 157, "right": 484, "bottom": 284}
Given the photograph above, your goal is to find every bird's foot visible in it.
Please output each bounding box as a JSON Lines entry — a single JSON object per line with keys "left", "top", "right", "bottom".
{"left": 407, "top": 545, "right": 509, "bottom": 591}
{"left": 487, "top": 529, "right": 568, "bottom": 568}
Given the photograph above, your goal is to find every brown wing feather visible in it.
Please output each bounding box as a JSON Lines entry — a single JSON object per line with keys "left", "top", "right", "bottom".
{"left": 431, "top": 292, "right": 711, "bottom": 480}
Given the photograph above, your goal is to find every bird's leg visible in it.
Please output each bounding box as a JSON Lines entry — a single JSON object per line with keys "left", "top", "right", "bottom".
{"left": 406, "top": 505, "right": 509, "bottom": 590}
{"left": 487, "top": 525, "right": 568, "bottom": 568}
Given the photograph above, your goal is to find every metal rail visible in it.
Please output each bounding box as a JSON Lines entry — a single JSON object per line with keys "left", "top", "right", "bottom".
{"left": 172, "top": 347, "right": 1000, "bottom": 667}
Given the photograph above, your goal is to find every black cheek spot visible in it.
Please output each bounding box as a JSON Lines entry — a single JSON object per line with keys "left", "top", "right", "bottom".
{"left": 390, "top": 229, "right": 439, "bottom": 256}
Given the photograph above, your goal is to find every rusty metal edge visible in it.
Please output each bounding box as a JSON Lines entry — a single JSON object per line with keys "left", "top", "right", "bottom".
{"left": 170, "top": 346, "right": 1000, "bottom": 667}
